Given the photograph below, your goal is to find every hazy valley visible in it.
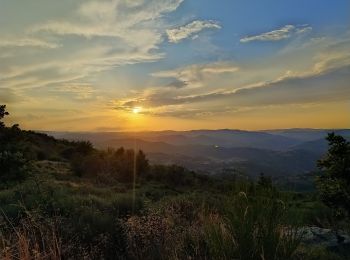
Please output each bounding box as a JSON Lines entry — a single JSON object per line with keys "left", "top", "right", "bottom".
{"left": 48, "top": 129, "right": 350, "bottom": 185}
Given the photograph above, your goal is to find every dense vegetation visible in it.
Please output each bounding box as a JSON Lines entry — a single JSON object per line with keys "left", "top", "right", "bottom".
{"left": 0, "top": 105, "right": 349, "bottom": 259}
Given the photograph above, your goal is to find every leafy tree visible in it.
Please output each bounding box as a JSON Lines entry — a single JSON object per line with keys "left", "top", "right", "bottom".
{"left": 136, "top": 150, "right": 149, "bottom": 177}
{"left": 316, "top": 133, "right": 350, "bottom": 217}
{"left": 0, "top": 104, "right": 9, "bottom": 128}
{"left": 0, "top": 105, "right": 29, "bottom": 185}
{"left": 61, "top": 141, "right": 94, "bottom": 160}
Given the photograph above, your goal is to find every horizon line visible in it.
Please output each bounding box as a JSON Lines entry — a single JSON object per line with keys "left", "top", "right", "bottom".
{"left": 34, "top": 127, "right": 350, "bottom": 134}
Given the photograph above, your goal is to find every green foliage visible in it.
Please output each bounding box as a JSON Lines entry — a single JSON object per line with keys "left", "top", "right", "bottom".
{"left": 71, "top": 147, "right": 149, "bottom": 183}
{"left": 136, "top": 150, "right": 149, "bottom": 177}
{"left": 147, "top": 164, "right": 196, "bottom": 187}
{"left": 316, "top": 133, "right": 350, "bottom": 218}
{"left": 147, "top": 181, "right": 304, "bottom": 260}
{"left": 1, "top": 157, "right": 348, "bottom": 259}
{"left": 218, "top": 191, "right": 302, "bottom": 260}
{"left": 0, "top": 150, "right": 28, "bottom": 185}
{"left": 61, "top": 140, "right": 94, "bottom": 159}
{"left": 0, "top": 175, "right": 135, "bottom": 258}
{"left": 0, "top": 105, "right": 30, "bottom": 185}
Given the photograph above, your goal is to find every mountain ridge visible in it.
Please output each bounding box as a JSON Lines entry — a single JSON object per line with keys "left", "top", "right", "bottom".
{"left": 42, "top": 128, "right": 350, "bottom": 178}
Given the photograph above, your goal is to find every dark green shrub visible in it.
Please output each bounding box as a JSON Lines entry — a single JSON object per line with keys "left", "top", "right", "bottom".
{"left": 0, "top": 150, "right": 28, "bottom": 185}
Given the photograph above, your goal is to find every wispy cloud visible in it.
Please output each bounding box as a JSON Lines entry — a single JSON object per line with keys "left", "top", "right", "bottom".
{"left": 0, "top": 38, "right": 60, "bottom": 49}
{"left": 240, "top": 24, "right": 312, "bottom": 43}
{"left": 166, "top": 20, "right": 221, "bottom": 43}
{"left": 51, "top": 83, "right": 97, "bottom": 100}
{"left": 115, "top": 36, "right": 350, "bottom": 118}
{"left": 115, "top": 64, "right": 350, "bottom": 118}
{"left": 1, "top": 0, "right": 185, "bottom": 91}
{"left": 152, "top": 62, "right": 239, "bottom": 88}
{"left": 31, "top": 0, "right": 184, "bottom": 41}
{"left": 0, "top": 88, "right": 22, "bottom": 103}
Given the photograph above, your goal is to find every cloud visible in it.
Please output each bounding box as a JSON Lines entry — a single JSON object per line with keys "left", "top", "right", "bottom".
{"left": 166, "top": 80, "right": 188, "bottom": 88}
{"left": 0, "top": 0, "right": 185, "bottom": 92}
{"left": 51, "top": 83, "right": 97, "bottom": 100}
{"left": 114, "top": 37, "right": 350, "bottom": 118}
{"left": 115, "top": 64, "right": 350, "bottom": 118}
{"left": 0, "top": 88, "right": 22, "bottom": 103}
{"left": 240, "top": 24, "right": 312, "bottom": 43}
{"left": 22, "top": 0, "right": 184, "bottom": 67}
{"left": 31, "top": 0, "right": 184, "bottom": 41}
{"left": 0, "top": 38, "right": 60, "bottom": 49}
{"left": 152, "top": 62, "right": 239, "bottom": 87}
{"left": 231, "top": 65, "right": 350, "bottom": 106}
{"left": 166, "top": 20, "right": 221, "bottom": 43}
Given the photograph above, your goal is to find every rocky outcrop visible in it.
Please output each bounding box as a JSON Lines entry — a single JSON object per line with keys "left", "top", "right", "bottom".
{"left": 300, "top": 226, "right": 350, "bottom": 250}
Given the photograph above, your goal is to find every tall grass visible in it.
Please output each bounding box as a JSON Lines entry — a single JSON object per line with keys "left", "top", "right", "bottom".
{"left": 0, "top": 213, "right": 61, "bottom": 260}
{"left": 202, "top": 190, "right": 304, "bottom": 260}
{"left": 123, "top": 188, "right": 304, "bottom": 260}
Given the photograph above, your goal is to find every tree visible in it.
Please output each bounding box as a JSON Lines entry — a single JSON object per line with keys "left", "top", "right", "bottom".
{"left": 0, "top": 105, "right": 28, "bottom": 185}
{"left": 0, "top": 104, "right": 9, "bottom": 128}
{"left": 316, "top": 133, "right": 350, "bottom": 217}
{"left": 136, "top": 150, "right": 149, "bottom": 177}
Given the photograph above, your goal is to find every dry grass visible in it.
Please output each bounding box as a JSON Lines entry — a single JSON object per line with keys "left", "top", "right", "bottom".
{"left": 0, "top": 212, "right": 61, "bottom": 260}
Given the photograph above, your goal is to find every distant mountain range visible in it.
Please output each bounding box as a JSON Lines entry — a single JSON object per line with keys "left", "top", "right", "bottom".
{"left": 46, "top": 129, "right": 350, "bottom": 179}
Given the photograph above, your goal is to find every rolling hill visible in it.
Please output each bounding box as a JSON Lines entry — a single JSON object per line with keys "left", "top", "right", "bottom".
{"left": 45, "top": 129, "right": 350, "bottom": 178}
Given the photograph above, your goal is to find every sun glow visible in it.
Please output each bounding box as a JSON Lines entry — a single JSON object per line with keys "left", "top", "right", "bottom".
{"left": 132, "top": 107, "right": 142, "bottom": 114}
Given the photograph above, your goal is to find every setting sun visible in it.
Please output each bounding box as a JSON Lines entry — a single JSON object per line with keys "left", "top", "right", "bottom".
{"left": 132, "top": 107, "right": 142, "bottom": 114}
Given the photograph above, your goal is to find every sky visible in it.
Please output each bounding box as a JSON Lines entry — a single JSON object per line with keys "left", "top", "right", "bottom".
{"left": 0, "top": 0, "right": 349, "bottom": 131}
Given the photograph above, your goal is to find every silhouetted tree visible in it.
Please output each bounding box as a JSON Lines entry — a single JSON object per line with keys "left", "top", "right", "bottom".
{"left": 316, "top": 133, "right": 350, "bottom": 217}
{"left": 75, "top": 140, "right": 94, "bottom": 155}
{"left": 0, "top": 104, "right": 9, "bottom": 128}
{"left": 136, "top": 150, "right": 149, "bottom": 177}
{"left": 0, "top": 105, "right": 29, "bottom": 185}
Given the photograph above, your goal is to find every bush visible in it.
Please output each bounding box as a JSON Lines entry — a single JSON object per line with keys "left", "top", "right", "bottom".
{"left": 0, "top": 150, "right": 29, "bottom": 185}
